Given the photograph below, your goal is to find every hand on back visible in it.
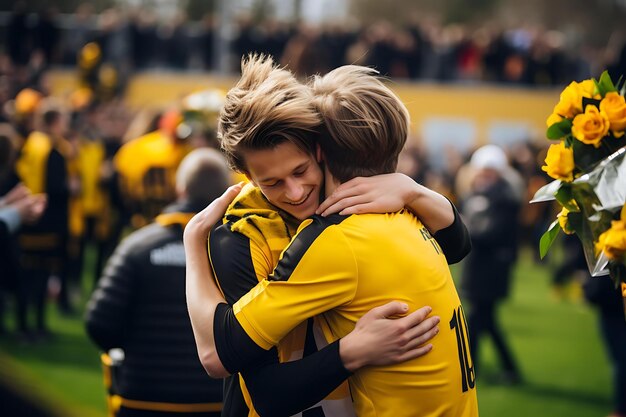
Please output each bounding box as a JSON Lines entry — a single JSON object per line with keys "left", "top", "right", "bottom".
{"left": 340, "top": 301, "right": 440, "bottom": 371}
{"left": 317, "top": 173, "right": 416, "bottom": 217}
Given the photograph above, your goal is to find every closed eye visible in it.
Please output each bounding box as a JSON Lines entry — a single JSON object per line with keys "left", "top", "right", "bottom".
{"left": 263, "top": 180, "right": 281, "bottom": 188}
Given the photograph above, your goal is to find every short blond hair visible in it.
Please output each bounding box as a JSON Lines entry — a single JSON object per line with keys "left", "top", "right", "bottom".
{"left": 218, "top": 54, "right": 321, "bottom": 172}
{"left": 310, "top": 66, "right": 409, "bottom": 182}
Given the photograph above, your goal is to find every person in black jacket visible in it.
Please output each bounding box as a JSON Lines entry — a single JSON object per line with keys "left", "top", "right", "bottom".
{"left": 460, "top": 144, "right": 523, "bottom": 384}
{"left": 583, "top": 273, "right": 626, "bottom": 417}
{"left": 85, "top": 148, "right": 230, "bottom": 416}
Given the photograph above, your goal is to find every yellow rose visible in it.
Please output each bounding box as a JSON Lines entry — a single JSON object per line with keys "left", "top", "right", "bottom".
{"left": 596, "top": 219, "right": 626, "bottom": 260}
{"left": 579, "top": 79, "right": 598, "bottom": 97}
{"left": 572, "top": 105, "right": 610, "bottom": 147}
{"left": 553, "top": 79, "right": 599, "bottom": 118}
{"left": 546, "top": 112, "right": 563, "bottom": 128}
{"left": 557, "top": 208, "right": 575, "bottom": 235}
{"left": 542, "top": 141, "right": 575, "bottom": 181}
{"left": 599, "top": 92, "right": 626, "bottom": 138}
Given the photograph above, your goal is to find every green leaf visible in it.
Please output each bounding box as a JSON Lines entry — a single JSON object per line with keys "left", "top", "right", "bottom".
{"left": 570, "top": 138, "right": 611, "bottom": 172}
{"left": 546, "top": 118, "right": 572, "bottom": 140}
{"left": 539, "top": 219, "right": 561, "bottom": 259}
{"left": 530, "top": 179, "right": 560, "bottom": 203}
{"left": 554, "top": 185, "right": 578, "bottom": 211}
{"left": 596, "top": 70, "right": 617, "bottom": 95}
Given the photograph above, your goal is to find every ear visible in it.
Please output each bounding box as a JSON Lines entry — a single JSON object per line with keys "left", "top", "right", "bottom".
{"left": 175, "top": 183, "right": 187, "bottom": 200}
{"left": 316, "top": 143, "right": 324, "bottom": 163}
{"left": 244, "top": 172, "right": 256, "bottom": 187}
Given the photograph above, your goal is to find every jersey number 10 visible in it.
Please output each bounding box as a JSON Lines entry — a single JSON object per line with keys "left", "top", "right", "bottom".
{"left": 449, "top": 305, "right": 475, "bottom": 392}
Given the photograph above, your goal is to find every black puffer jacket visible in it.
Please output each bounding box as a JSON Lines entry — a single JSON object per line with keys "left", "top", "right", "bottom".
{"left": 85, "top": 202, "right": 222, "bottom": 406}
{"left": 461, "top": 177, "right": 521, "bottom": 302}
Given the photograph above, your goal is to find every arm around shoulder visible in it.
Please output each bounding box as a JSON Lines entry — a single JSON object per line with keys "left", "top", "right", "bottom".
{"left": 432, "top": 201, "right": 471, "bottom": 264}
{"left": 183, "top": 184, "right": 244, "bottom": 378}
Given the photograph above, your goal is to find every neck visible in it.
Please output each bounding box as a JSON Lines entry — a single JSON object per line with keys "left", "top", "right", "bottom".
{"left": 323, "top": 165, "right": 342, "bottom": 197}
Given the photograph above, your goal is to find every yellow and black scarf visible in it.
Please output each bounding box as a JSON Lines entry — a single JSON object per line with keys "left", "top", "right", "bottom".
{"left": 223, "top": 183, "right": 299, "bottom": 268}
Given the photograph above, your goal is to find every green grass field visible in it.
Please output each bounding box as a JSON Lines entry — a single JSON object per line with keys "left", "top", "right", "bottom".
{"left": 0, "top": 247, "right": 615, "bottom": 417}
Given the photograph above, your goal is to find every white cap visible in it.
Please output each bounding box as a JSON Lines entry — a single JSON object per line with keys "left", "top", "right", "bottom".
{"left": 470, "top": 144, "right": 508, "bottom": 172}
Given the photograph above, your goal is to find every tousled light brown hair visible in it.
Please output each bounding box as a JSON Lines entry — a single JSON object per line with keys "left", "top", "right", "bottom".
{"left": 218, "top": 54, "right": 321, "bottom": 172}
{"left": 309, "top": 66, "right": 410, "bottom": 182}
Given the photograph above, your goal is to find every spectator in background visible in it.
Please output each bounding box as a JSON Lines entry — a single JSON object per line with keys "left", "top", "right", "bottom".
{"left": 114, "top": 109, "right": 193, "bottom": 230}
{"left": 6, "top": 2, "right": 31, "bottom": 68}
{"left": 0, "top": 126, "right": 47, "bottom": 336}
{"left": 33, "top": 6, "right": 61, "bottom": 66}
{"left": 5, "top": 88, "right": 43, "bottom": 140}
{"left": 0, "top": 184, "right": 47, "bottom": 336}
{"left": 68, "top": 99, "right": 117, "bottom": 284}
{"left": 459, "top": 144, "right": 523, "bottom": 384}
{"left": 14, "top": 105, "right": 73, "bottom": 335}
{"left": 62, "top": 3, "right": 95, "bottom": 66}
{"left": 583, "top": 272, "right": 626, "bottom": 417}
{"left": 85, "top": 148, "right": 229, "bottom": 417}
{"left": 197, "top": 13, "right": 217, "bottom": 71}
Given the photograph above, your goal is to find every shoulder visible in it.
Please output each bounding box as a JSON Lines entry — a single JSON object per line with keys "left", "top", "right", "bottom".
{"left": 209, "top": 221, "right": 254, "bottom": 255}
{"left": 209, "top": 221, "right": 268, "bottom": 303}
{"left": 296, "top": 213, "right": 347, "bottom": 234}
{"left": 291, "top": 214, "right": 349, "bottom": 251}
{"left": 114, "top": 133, "right": 155, "bottom": 167}
{"left": 115, "top": 222, "right": 171, "bottom": 258}
{"left": 270, "top": 214, "right": 351, "bottom": 282}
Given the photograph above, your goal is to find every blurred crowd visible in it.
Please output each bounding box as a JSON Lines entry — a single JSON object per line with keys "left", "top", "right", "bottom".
{"left": 3, "top": 2, "right": 626, "bottom": 86}
{"left": 0, "top": 2, "right": 584, "bottom": 344}
{"left": 1, "top": 3, "right": 625, "bottom": 415}
{"left": 0, "top": 51, "right": 230, "bottom": 340}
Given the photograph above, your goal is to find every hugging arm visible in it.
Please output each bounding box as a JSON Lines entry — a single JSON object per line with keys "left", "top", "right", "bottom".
{"left": 185, "top": 184, "right": 439, "bottom": 379}
{"left": 237, "top": 302, "right": 437, "bottom": 417}
{"left": 317, "top": 173, "right": 471, "bottom": 263}
{"left": 209, "top": 220, "right": 439, "bottom": 416}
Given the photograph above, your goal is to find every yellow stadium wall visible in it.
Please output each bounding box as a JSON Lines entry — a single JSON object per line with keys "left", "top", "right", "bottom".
{"left": 49, "top": 70, "right": 560, "bottom": 150}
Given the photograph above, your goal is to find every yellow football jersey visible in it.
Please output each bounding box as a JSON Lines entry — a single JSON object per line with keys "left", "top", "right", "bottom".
{"left": 210, "top": 185, "right": 356, "bottom": 417}
{"left": 234, "top": 210, "right": 479, "bottom": 417}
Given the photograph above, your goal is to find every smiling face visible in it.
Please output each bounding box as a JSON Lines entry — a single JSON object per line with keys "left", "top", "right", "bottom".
{"left": 242, "top": 141, "right": 323, "bottom": 221}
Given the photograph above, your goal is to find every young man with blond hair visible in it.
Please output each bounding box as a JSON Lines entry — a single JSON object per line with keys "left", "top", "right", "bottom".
{"left": 185, "top": 55, "right": 473, "bottom": 416}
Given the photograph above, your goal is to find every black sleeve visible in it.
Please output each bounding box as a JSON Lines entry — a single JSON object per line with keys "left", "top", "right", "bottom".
{"left": 209, "top": 223, "right": 261, "bottom": 305}
{"left": 210, "top": 225, "right": 352, "bottom": 416}
{"left": 84, "top": 232, "right": 138, "bottom": 351}
{"left": 243, "top": 338, "right": 351, "bottom": 417}
{"left": 214, "top": 304, "right": 352, "bottom": 417}
{"left": 433, "top": 200, "right": 472, "bottom": 265}
{"left": 213, "top": 302, "right": 271, "bottom": 374}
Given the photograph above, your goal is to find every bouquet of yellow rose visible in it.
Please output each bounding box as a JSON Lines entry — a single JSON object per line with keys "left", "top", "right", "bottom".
{"left": 532, "top": 71, "right": 626, "bottom": 289}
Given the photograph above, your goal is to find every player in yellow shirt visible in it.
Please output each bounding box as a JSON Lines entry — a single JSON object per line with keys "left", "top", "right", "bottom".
{"left": 114, "top": 110, "right": 193, "bottom": 229}
{"left": 186, "top": 56, "right": 475, "bottom": 415}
